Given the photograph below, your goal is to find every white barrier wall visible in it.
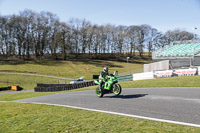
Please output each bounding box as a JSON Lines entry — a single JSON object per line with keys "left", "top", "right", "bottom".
{"left": 198, "top": 67, "right": 200, "bottom": 75}
{"left": 153, "top": 70, "right": 173, "bottom": 78}
{"left": 133, "top": 72, "right": 154, "bottom": 81}
{"left": 133, "top": 67, "right": 199, "bottom": 81}
{"left": 144, "top": 60, "right": 169, "bottom": 72}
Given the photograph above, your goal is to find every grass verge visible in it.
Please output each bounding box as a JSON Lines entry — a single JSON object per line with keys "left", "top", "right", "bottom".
{"left": 0, "top": 102, "right": 199, "bottom": 133}
{"left": 120, "top": 75, "right": 200, "bottom": 88}
{"left": 0, "top": 86, "right": 95, "bottom": 101}
{"left": 0, "top": 92, "right": 57, "bottom": 101}
{"left": 0, "top": 74, "right": 68, "bottom": 90}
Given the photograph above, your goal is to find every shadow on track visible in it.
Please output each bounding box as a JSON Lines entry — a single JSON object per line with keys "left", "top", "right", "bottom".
{"left": 104, "top": 94, "right": 148, "bottom": 99}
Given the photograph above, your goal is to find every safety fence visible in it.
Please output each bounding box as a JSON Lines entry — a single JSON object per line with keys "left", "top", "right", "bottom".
{"left": 117, "top": 74, "right": 133, "bottom": 82}
{"left": 93, "top": 74, "right": 133, "bottom": 82}
{"left": 34, "top": 81, "right": 95, "bottom": 92}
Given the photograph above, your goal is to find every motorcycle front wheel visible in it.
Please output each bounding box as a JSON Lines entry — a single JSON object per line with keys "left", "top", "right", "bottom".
{"left": 96, "top": 86, "right": 104, "bottom": 98}
{"left": 113, "top": 84, "right": 122, "bottom": 96}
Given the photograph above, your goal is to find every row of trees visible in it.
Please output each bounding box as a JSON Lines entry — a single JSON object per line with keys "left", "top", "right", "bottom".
{"left": 0, "top": 10, "right": 196, "bottom": 60}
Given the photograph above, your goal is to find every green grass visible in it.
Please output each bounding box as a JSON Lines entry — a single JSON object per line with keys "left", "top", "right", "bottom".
{"left": 0, "top": 86, "right": 95, "bottom": 101}
{"left": 0, "top": 92, "right": 57, "bottom": 101}
{"left": 1, "top": 75, "right": 200, "bottom": 132}
{"left": 0, "top": 74, "right": 66, "bottom": 90}
{"left": 120, "top": 75, "right": 200, "bottom": 88}
{"left": 0, "top": 102, "right": 199, "bottom": 133}
{"left": 0, "top": 60, "right": 147, "bottom": 80}
{"left": 1, "top": 59, "right": 200, "bottom": 132}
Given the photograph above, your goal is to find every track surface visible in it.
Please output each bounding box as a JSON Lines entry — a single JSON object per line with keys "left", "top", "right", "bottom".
{"left": 14, "top": 88, "right": 200, "bottom": 125}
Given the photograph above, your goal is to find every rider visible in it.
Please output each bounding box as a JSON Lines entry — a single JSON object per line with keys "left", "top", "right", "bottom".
{"left": 99, "top": 67, "right": 109, "bottom": 92}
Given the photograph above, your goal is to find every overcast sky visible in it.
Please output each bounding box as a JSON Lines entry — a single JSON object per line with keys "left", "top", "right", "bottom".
{"left": 0, "top": 0, "right": 200, "bottom": 35}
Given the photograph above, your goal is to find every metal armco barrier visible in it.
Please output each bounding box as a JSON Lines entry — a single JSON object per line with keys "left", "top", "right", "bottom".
{"left": 34, "top": 81, "right": 96, "bottom": 92}
{"left": 117, "top": 74, "right": 133, "bottom": 82}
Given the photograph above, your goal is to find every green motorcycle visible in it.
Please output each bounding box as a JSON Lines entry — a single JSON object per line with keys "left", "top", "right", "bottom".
{"left": 94, "top": 74, "right": 122, "bottom": 98}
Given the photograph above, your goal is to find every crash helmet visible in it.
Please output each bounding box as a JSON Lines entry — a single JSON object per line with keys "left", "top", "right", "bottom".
{"left": 103, "top": 67, "right": 108, "bottom": 73}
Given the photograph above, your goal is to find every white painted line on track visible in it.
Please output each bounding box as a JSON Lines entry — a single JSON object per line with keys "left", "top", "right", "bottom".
{"left": 16, "top": 101, "right": 200, "bottom": 128}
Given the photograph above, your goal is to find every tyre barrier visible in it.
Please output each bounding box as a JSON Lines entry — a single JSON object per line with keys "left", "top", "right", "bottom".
{"left": 0, "top": 86, "right": 11, "bottom": 91}
{"left": 34, "top": 81, "right": 96, "bottom": 92}
{"left": 0, "top": 86, "right": 23, "bottom": 91}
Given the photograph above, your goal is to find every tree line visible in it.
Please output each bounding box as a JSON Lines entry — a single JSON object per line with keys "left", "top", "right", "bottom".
{"left": 0, "top": 10, "right": 196, "bottom": 60}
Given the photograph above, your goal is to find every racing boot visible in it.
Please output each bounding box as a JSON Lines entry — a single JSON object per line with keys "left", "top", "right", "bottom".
{"left": 100, "top": 86, "right": 104, "bottom": 93}
{"left": 99, "top": 84, "right": 104, "bottom": 93}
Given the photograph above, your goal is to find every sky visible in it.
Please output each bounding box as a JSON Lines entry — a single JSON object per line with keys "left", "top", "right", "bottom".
{"left": 0, "top": 0, "right": 200, "bottom": 35}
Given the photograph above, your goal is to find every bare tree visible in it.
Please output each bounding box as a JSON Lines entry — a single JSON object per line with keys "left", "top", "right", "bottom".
{"left": 164, "top": 29, "right": 194, "bottom": 44}
{"left": 0, "top": 10, "right": 197, "bottom": 60}
{"left": 146, "top": 28, "right": 161, "bottom": 56}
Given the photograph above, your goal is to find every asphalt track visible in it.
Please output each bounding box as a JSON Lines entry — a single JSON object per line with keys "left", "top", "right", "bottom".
{"left": 14, "top": 88, "right": 200, "bottom": 127}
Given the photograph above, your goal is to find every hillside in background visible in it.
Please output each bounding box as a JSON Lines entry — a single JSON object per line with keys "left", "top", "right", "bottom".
{"left": 0, "top": 58, "right": 151, "bottom": 89}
